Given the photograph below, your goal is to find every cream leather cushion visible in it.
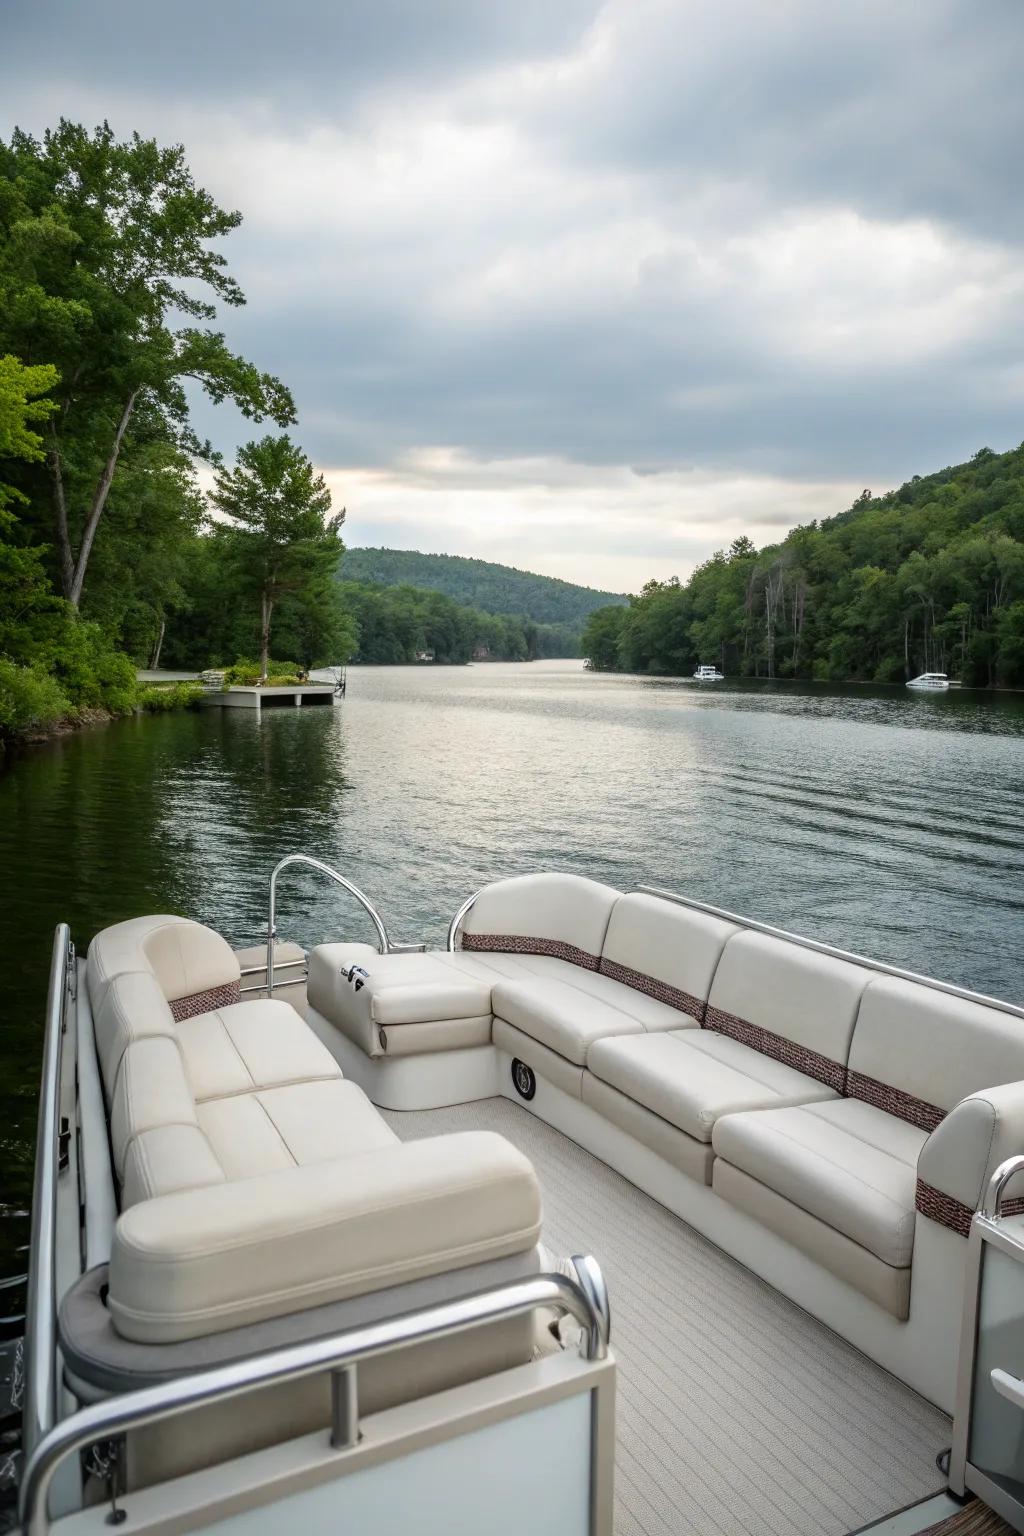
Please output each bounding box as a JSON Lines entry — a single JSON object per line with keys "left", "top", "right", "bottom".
{"left": 587, "top": 1029, "right": 837, "bottom": 1142}
{"left": 174, "top": 999, "right": 340, "bottom": 1100}
{"left": 713, "top": 1100, "right": 927, "bottom": 1267}
{"left": 122, "top": 1125, "right": 225, "bottom": 1208}
{"left": 492, "top": 968, "right": 694, "bottom": 1066}
{"left": 111, "top": 1036, "right": 198, "bottom": 1180}
{"left": 308, "top": 944, "right": 493, "bottom": 1055}
{"left": 708, "top": 930, "right": 870, "bottom": 1069}
{"left": 93, "top": 971, "right": 178, "bottom": 1101}
{"left": 918, "top": 1082, "right": 1024, "bottom": 1213}
{"left": 107, "top": 1131, "right": 543, "bottom": 1343}
{"left": 88, "top": 914, "right": 240, "bottom": 1009}
{"left": 197, "top": 1079, "right": 398, "bottom": 1180}
{"left": 462, "top": 872, "right": 621, "bottom": 962}
{"left": 849, "top": 975, "right": 1024, "bottom": 1113}
{"left": 600, "top": 894, "right": 738, "bottom": 1010}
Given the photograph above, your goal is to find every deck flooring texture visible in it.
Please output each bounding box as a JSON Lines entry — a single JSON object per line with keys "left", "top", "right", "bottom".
{"left": 382, "top": 1095, "right": 950, "bottom": 1536}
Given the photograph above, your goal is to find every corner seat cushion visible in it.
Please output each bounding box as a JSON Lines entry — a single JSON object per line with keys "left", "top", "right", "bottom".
{"left": 174, "top": 998, "right": 341, "bottom": 1101}
{"left": 712, "top": 1099, "right": 927, "bottom": 1267}
{"left": 308, "top": 943, "right": 493, "bottom": 1055}
{"left": 461, "top": 872, "right": 621, "bottom": 967}
{"left": 107, "top": 1130, "right": 543, "bottom": 1343}
{"left": 88, "top": 914, "right": 240, "bottom": 1012}
{"left": 587, "top": 1029, "right": 838, "bottom": 1143}
{"left": 492, "top": 972, "right": 697, "bottom": 1067}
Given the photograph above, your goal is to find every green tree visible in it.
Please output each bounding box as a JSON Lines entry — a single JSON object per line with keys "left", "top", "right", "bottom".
{"left": 0, "top": 120, "right": 295, "bottom": 607}
{"left": 211, "top": 435, "right": 344, "bottom": 681}
{"left": 582, "top": 605, "right": 627, "bottom": 669}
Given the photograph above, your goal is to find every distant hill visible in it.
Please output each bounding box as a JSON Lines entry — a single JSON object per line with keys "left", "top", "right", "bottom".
{"left": 339, "top": 547, "right": 627, "bottom": 627}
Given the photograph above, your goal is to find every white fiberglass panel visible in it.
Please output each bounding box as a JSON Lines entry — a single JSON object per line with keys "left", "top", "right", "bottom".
{"left": 197, "top": 1392, "right": 592, "bottom": 1536}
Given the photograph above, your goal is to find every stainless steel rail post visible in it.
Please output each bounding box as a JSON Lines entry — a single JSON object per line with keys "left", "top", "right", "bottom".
{"left": 267, "top": 854, "right": 392, "bottom": 993}
{"left": 23, "top": 925, "right": 72, "bottom": 1458}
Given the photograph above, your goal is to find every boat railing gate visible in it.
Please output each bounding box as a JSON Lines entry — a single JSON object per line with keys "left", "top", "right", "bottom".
{"left": 20, "top": 1254, "right": 610, "bottom": 1535}
{"left": 257, "top": 854, "right": 424, "bottom": 998}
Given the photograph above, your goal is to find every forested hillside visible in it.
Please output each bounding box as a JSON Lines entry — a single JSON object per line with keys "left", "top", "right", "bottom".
{"left": 583, "top": 444, "right": 1024, "bottom": 687}
{"left": 341, "top": 547, "right": 626, "bottom": 626}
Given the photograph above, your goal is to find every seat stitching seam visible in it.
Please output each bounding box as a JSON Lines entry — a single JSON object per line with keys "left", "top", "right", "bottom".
{"left": 727, "top": 1121, "right": 915, "bottom": 1210}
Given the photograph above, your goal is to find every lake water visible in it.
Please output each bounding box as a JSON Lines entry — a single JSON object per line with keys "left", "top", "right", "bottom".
{"left": 1, "top": 659, "right": 1023, "bottom": 1283}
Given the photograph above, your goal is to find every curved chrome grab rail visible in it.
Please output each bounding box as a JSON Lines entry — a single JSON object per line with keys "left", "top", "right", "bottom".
{"left": 983, "top": 1156, "right": 1024, "bottom": 1219}
{"left": 268, "top": 855, "right": 391, "bottom": 993}
{"left": 446, "top": 890, "right": 480, "bottom": 952}
{"left": 23, "top": 926, "right": 72, "bottom": 1460}
{"left": 20, "top": 1259, "right": 610, "bottom": 1534}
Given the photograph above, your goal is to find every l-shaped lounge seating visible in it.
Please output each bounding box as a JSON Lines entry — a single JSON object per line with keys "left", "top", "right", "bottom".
{"left": 69, "top": 915, "right": 550, "bottom": 1486}
{"left": 306, "top": 872, "right": 1024, "bottom": 1414}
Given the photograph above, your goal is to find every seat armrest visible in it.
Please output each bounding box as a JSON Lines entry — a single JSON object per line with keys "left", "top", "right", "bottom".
{"left": 108, "top": 1131, "right": 542, "bottom": 1343}
{"left": 917, "top": 1083, "right": 1024, "bottom": 1234}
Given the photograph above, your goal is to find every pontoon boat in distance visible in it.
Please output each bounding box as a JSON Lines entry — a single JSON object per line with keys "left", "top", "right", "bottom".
{"left": 693, "top": 664, "right": 725, "bottom": 680}
{"left": 19, "top": 860, "right": 1024, "bottom": 1534}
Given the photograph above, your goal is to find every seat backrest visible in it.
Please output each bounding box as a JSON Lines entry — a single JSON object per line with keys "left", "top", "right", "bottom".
{"left": 88, "top": 914, "right": 241, "bottom": 1017}
{"left": 600, "top": 894, "right": 739, "bottom": 1019}
{"left": 460, "top": 873, "right": 621, "bottom": 971}
{"left": 707, "top": 929, "right": 871, "bottom": 1092}
{"left": 93, "top": 970, "right": 178, "bottom": 1103}
{"left": 848, "top": 975, "right": 1024, "bottom": 1130}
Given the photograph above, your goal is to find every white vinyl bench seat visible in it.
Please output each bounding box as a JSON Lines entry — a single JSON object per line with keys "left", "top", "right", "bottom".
{"left": 86, "top": 914, "right": 545, "bottom": 1356}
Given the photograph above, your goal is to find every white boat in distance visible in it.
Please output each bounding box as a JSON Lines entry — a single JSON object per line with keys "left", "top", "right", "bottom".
{"left": 907, "top": 672, "right": 950, "bottom": 691}
{"left": 693, "top": 664, "right": 725, "bottom": 681}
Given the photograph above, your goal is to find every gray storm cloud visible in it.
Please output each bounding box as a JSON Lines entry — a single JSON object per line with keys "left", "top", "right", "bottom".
{"left": 3, "top": 0, "right": 1022, "bottom": 587}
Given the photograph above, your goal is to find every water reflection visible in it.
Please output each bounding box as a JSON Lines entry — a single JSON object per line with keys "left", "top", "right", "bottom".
{"left": 1, "top": 661, "right": 1022, "bottom": 1278}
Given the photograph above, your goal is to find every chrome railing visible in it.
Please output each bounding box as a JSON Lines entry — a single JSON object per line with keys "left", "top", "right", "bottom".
{"left": 446, "top": 890, "right": 480, "bottom": 951}
{"left": 267, "top": 855, "right": 392, "bottom": 993}
{"left": 23, "top": 925, "right": 73, "bottom": 1460}
{"left": 19, "top": 1258, "right": 610, "bottom": 1535}
{"left": 983, "top": 1156, "right": 1024, "bottom": 1220}
{"left": 638, "top": 884, "right": 1024, "bottom": 1021}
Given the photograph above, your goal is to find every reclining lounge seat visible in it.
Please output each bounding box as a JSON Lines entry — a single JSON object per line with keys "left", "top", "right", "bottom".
{"left": 73, "top": 915, "right": 545, "bottom": 1483}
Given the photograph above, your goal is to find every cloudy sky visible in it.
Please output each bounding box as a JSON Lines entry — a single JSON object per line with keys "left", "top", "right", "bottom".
{"left": 4, "top": 1, "right": 1023, "bottom": 592}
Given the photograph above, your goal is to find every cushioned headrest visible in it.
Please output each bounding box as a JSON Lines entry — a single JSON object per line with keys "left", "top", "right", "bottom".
{"left": 87, "top": 915, "right": 240, "bottom": 1010}
{"left": 462, "top": 873, "right": 621, "bottom": 963}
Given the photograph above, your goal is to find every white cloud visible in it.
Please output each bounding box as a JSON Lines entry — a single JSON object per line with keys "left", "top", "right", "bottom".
{"left": 330, "top": 451, "right": 865, "bottom": 590}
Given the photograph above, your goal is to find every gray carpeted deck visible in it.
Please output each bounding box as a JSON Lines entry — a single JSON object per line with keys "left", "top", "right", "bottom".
{"left": 382, "top": 1096, "right": 949, "bottom": 1536}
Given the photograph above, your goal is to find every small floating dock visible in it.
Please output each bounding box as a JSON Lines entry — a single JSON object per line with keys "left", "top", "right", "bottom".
{"left": 202, "top": 684, "right": 340, "bottom": 710}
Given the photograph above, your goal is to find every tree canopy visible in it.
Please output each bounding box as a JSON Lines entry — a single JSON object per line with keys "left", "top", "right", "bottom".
{"left": 583, "top": 444, "right": 1024, "bottom": 687}
{"left": 0, "top": 120, "right": 294, "bottom": 607}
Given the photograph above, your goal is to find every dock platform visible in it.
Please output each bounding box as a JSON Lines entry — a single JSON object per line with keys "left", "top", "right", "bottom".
{"left": 202, "top": 685, "right": 340, "bottom": 710}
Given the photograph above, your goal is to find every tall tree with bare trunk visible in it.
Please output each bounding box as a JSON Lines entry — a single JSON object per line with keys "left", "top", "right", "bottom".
{"left": 0, "top": 120, "right": 295, "bottom": 607}
{"left": 210, "top": 436, "right": 344, "bottom": 681}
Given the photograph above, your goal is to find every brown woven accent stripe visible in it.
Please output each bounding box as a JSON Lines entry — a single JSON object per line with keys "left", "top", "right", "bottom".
{"left": 599, "top": 957, "right": 705, "bottom": 1021}
{"left": 848, "top": 1070, "right": 945, "bottom": 1132}
{"left": 704, "top": 1004, "right": 846, "bottom": 1093}
{"left": 916, "top": 1178, "right": 1024, "bottom": 1239}
{"left": 169, "top": 980, "right": 241, "bottom": 1021}
{"left": 460, "top": 932, "right": 600, "bottom": 971}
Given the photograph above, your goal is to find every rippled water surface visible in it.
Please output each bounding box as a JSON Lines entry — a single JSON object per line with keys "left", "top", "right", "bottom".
{"left": 1, "top": 661, "right": 1023, "bottom": 1276}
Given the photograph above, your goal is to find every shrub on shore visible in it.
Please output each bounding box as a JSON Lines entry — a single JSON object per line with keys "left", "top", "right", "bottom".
{"left": 0, "top": 660, "right": 70, "bottom": 738}
{"left": 136, "top": 682, "right": 205, "bottom": 712}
